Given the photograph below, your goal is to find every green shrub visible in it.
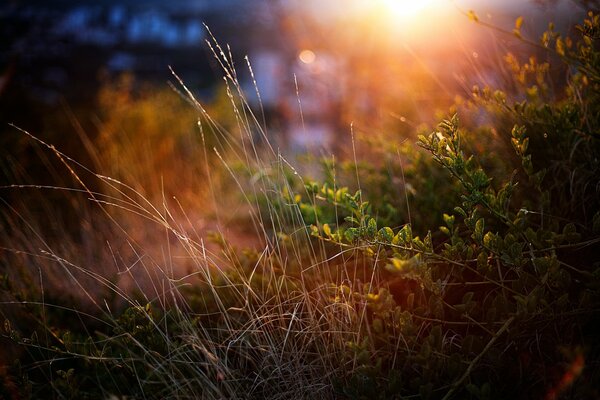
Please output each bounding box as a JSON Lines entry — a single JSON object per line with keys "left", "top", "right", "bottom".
{"left": 302, "top": 12, "right": 600, "bottom": 398}
{"left": 2, "top": 10, "right": 600, "bottom": 400}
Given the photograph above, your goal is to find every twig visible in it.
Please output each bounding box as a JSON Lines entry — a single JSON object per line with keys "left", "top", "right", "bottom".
{"left": 441, "top": 316, "right": 515, "bottom": 400}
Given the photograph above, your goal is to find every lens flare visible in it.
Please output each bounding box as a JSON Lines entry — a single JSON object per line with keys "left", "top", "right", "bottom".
{"left": 379, "top": 0, "right": 435, "bottom": 19}
{"left": 299, "top": 49, "right": 316, "bottom": 64}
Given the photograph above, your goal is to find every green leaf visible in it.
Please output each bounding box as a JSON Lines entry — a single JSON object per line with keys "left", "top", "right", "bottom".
{"left": 366, "top": 218, "right": 377, "bottom": 239}
{"left": 310, "top": 225, "right": 319, "bottom": 236}
{"left": 344, "top": 228, "right": 359, "bottom": 243}
{"left": 398, "top": 224, "right": 413, "bottom": 243}
{"left": 378, "top": 227, "right": 394, "bottom": 243}
{"left": 387, "top": 255, "right": 422, "bottom": 273}
{"left": 443, "top": 213, "right": 455, "bottom": 228}
{"left": 344, "top": 216, "right": 359, "bottom": 225}
{"left": 388, "top": 257, "right": 408, "bottom": 272}
{"left": 359, "top": 201, "right": 370, "bottom": 215}
{"left": 474, "top": 218, "right": 485, "bottom": 242}
{"left": 472, "top": 169, "right": 490, "bottom": 189}
{"left": 521, "top": 137, "right": 529, "bottom": 153}
{"left": 454, "top": 206, "right": 467, "bottom": 217}
{"left": 477, "top": 251, "right": 488, "bottom": 270}
{"left": 511, "top": 125, "right": 526, "bottom": 140}
{"left": 563, "top": 222, "right": 576, "bottom": 234}
{"left": 483, "top": 232, "right": 496, "bottom": 250}
{"left": 424, "top": 231, "right": 433, "bottom": 252}
{"left": 563, "top": 222, "right": 581, "bottom": 242}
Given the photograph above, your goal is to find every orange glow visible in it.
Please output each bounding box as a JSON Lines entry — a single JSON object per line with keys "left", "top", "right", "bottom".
{"left": 545, "top": 354, "right": 585, "bottom": 400}
{"left": 363, "top": 0, "right": 457, "bottom": 43}
{"left": 378, "top": 0, "right": 436, "bottom": 19}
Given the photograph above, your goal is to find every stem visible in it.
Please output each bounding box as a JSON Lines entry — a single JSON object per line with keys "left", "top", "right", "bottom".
{"left": 441, "top": 316, "right": 515, "bottom": 400}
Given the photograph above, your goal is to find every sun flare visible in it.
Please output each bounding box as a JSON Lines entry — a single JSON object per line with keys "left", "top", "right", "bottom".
{"left": 379, "top": 0, "right": 435, "bottom": 19}
{"left": 364, "top": 0, "right": 453, "bottom": 39}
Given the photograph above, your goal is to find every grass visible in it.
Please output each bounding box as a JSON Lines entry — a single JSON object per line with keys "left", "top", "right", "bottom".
{"left": 1, "top": 32, "right": 370, "bottom": 398}
{"left": 2, "top": 9, "right": 600, "bottom": 400}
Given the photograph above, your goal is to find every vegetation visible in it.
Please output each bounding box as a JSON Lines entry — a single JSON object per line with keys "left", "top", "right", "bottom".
{"left": 1, "top": 10, "right": 599, "bottom": 400}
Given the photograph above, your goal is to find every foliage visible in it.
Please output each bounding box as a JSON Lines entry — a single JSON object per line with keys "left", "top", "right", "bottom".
{"left": 2, "top": 10, "right": 600, "bottom": 400}
{"left": 301, "top": 11, "right": 600, "bottom": 398}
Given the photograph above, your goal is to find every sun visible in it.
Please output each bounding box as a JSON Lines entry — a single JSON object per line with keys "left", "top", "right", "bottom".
{"left": 366, "top": 0, "right": 452, "bottom": 39}
{"left": 379, "top": 0, "right": 436, "bottom": 19}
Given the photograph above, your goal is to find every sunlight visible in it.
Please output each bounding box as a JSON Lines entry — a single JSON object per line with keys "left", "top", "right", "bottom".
{"left": 379, "top": 0, "right": 435, "bottom": 19}
{"left": 362, "top": 0, "right": 456, "bottom": 41}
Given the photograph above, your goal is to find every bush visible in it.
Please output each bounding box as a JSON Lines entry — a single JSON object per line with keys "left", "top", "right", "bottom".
{"left": 302, "top": 12, "right": 600, "bottom": 398}
{"left": 2, "top": 10, "right": 599, "bottom": 400}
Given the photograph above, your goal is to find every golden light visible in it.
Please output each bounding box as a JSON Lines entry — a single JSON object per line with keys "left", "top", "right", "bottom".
{"left": 379, "top": 0, "right": 436, "bottom": 19}
{"left": 298, "top": 49, "right": 316, "bottom": 64}
{"left": 362, "top": 0, "right": 455, "bottom": 42}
